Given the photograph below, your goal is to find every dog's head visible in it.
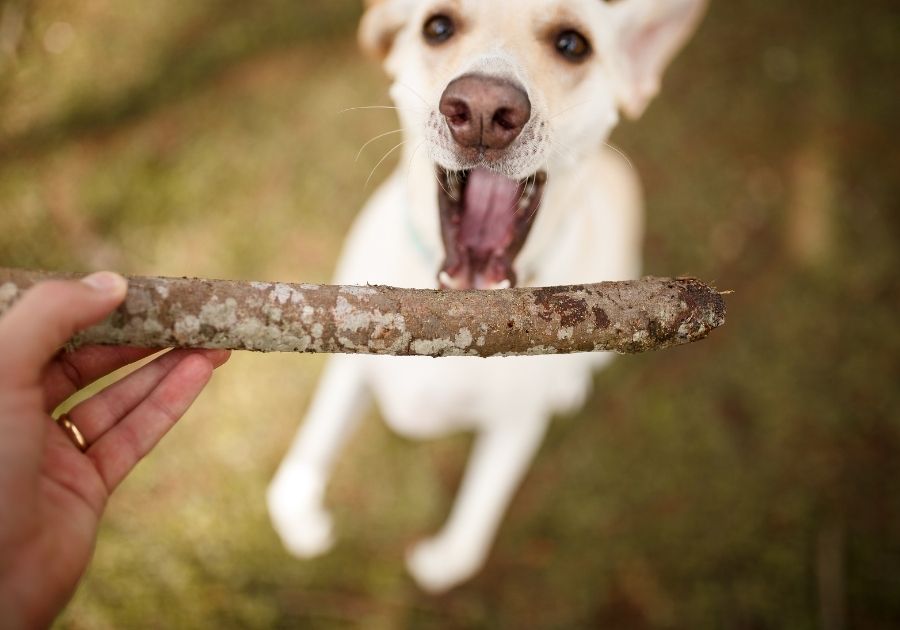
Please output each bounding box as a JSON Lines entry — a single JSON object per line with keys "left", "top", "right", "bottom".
{"left": 360, "top": 0, "right": 706, "bottom": 289}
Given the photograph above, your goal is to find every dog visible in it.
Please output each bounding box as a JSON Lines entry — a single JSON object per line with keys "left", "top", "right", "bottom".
{"left": 268, "top": 0, "right": 707, "bottom": 593}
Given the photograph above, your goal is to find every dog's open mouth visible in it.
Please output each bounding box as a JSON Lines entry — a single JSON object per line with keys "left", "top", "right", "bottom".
{"left": 437, "top": 167, "right": 546, "bottom": 290}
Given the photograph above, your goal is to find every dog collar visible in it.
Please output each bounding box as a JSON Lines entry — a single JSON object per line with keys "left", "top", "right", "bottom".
{"left": 405, "top": 205, "right": 438, "bottom": 267}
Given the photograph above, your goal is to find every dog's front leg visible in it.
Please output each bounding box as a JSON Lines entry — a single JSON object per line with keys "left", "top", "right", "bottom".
{"left": 267, "top": 355, "right": 369, "bottom": 558}
{"left": 406, "top": 415, "right": 549, "bottom": 593}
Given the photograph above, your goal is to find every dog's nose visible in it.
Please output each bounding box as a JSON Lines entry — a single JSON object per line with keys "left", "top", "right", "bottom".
{"left": 439, "top": 74, "right": 531, "bottom": 151}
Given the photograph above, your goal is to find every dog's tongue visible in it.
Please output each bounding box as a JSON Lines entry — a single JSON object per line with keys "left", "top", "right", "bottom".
{"left": 458, "top": 167, "right": 520, "bottom": 257}
{"left": 439, "top": 167, "right": 543, "bottom": 290}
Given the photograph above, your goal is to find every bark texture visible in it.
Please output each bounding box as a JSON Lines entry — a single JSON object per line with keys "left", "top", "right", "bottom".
{"left": 0, "top": 268, "right": 726, "bottom": 357}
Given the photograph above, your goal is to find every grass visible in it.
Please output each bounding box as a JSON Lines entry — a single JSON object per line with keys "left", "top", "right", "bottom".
{"left": 1, "top": 0, "right": 898, "bottom": 627}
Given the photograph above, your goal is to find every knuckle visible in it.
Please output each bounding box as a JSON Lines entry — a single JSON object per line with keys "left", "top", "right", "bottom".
{"left": 146, "top": 391, "right": 180, "bottom": 425}
{"left": 58, "top": 350, "right": 86, "bottom": 391}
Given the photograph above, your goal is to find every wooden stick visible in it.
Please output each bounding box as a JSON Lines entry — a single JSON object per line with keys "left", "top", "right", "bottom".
{"left": 0, "top": 268, "right": 726, "bottom": 357}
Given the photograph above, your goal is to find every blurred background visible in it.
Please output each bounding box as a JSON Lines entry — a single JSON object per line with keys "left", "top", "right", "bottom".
{"left": 1, "top": 0, "right": 897, "bottom": 627}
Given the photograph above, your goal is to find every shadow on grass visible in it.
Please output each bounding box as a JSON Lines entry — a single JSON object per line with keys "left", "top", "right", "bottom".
{"left": 0, "top": 0, "right": 361, "bottom": 161}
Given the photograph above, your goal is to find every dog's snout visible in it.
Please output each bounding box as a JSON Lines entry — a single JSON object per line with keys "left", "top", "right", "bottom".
{"left": 439, "top": 74, "right": 531, "bottom": 151}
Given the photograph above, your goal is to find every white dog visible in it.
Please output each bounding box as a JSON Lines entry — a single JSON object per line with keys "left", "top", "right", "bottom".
{"left": 269, "top": 0, "right": 707, "bottom": 593}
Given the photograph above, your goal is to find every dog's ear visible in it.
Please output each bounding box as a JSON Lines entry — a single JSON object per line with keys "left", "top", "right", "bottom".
{"left": 358, "top": 0, "right": 413, "bottom": 61}
{"left": 607, "top": 0, "right": 707, "bottom": 119}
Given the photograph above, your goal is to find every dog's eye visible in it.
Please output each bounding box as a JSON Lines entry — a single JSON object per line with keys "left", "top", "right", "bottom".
{"left": 555, "top": 30, "right": 591, "bottom": 62}
{"left": 423, "top": 14, "right": 455, "bottom": 44}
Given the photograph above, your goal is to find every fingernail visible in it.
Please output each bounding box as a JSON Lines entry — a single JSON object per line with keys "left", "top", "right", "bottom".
{"left": 202, "top": 349, "right": 232, "bottom": 365}
{"left": 81, "top": 272, "right": 127, "bottom": 295}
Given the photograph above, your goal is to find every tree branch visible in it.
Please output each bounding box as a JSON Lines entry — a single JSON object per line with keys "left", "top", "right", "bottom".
{"left": 0, "top": 268, "right": 726, "bottom": 357}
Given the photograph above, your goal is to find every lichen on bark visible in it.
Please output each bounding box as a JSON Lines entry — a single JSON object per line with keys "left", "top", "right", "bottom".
{"left": 0, "top": 268, "right": 726, "bottom": 357}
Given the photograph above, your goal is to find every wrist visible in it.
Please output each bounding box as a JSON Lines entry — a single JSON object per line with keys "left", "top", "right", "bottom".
{"left": 0, "top": 556, "right": 66, "bottom": 630}
{"left": 0, "top": 578, "right": 34, "bottom": 630}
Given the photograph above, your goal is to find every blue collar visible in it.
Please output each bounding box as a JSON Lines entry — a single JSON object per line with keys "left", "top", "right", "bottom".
{"left": 405, "top": 205, "right": 437, "bottom": 266}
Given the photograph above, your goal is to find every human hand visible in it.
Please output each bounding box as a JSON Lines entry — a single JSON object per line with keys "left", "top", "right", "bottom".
{"left": 0, "top": 273, "right": 230, "bottom": 629}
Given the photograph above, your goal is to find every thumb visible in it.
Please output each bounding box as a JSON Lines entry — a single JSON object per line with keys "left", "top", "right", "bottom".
{"left": 0, "top": 272, "right": 128, "bottom": 388}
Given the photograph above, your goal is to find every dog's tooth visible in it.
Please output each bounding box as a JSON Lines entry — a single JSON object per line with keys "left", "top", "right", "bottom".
{"left": 491, "top": 279, "right": 512, "bottom": 290}
{"left": 439, "top": 271, "right": 465, "bottom": 290}
{"left": 518, "top": 183, "right": 535, "bottom": 210}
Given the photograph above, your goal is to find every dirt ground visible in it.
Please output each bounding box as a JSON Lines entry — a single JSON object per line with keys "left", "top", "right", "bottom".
{"left": 1, "top": 0, "right": 897, "bottom": 627}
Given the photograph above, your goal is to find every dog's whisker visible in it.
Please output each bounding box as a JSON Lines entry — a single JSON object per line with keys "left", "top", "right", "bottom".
{"left": 526, "top": 203, "right": 540, "bottom": 222}
{"left": 548, "top": 147, "right": 573, "bottom": 165}
{"left": 548, "top": 99, "right": 599, "bottom": 121}
{"left": 339, "top": 104, "right": 430, "bottom": 116}
{"left": 340, "top": 105, "right": 402, "bottom": 114}
{"left": 523, "top": 171, "right": 548, "bottom": 222}
{"left": 365, "top": 140, "right": 409, "bottom": 190}
{"left": 355, "top": 128, "right": 405, "bottom": 162}
{"left": 447, "top": 171, "right": 463, "bottom": 197}
{"left": 395, "top": 80, "right": 432, "bottom": 108}
{"left": 433, "top": 169, "right": 453, "bottom": 201}
{"left": 603, "top": 141, "right": 635, "bottom": 171}
{"left": 512, "top": 172, "right": 535, "bottom": 215}
{"left": 549, "top": 134, "right": 587, "bottom": 165}
{"left": 547, "top": 140, "right": 577, "bottom": 166}
{"left": 405, "top": 140, "right": 426, "bottom": 184}
{"left": 549, "top": 135, "right": 576, "bottom": 154}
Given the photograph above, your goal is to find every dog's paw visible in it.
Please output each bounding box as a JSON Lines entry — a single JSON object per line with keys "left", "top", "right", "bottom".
{"left": 405, "top": 536, "right": 483, "bottom": 594}
{"left": 266, "top": 465, "right": 335, "bottom": 558}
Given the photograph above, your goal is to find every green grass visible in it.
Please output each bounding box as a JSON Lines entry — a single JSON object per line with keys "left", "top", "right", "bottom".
{"left": 1, "top": 0, "right": 898, "bottom": 627}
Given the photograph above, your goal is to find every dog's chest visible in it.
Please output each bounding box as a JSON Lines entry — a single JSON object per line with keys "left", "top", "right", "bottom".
{"left": 335, "top": 154, "right": 642, "bottom": 437}
{"left": 359, "top": 352, "right": 609, "bottom": 438}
